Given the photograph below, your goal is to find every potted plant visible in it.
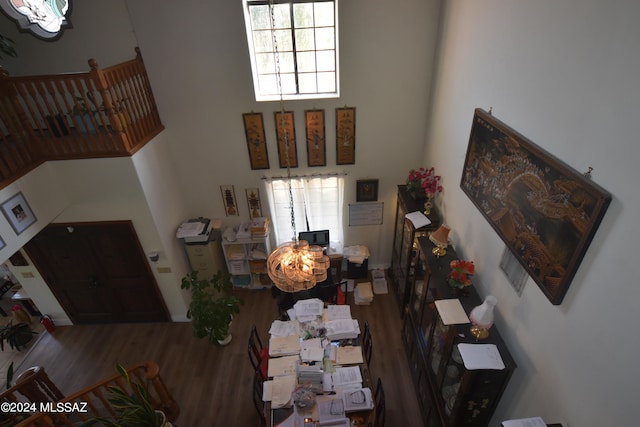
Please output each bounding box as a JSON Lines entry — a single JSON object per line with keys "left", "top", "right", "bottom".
{"left": 79, "top": 363, "right": 170, "bottom": 427}
{"left": 180, "top": 270, "right": 243, "bottom": 345}
{"left": 0, "top": 321, "right": 37, "bottom": 351}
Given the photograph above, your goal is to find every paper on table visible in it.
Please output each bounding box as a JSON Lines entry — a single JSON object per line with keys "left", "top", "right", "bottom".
{"left": 269, "top": 335, "right": 301, "bottom": 357}
{"left": 457, "top": 343, "right": 505, "bottom": 370}
{"left": 405, "top": 211, "right": 432, "bottom": 228}
{"left": 325, "top": 304, "right": 352, "bottom": 321}
{"left": 336, "top": 346, "right": 364, "bottom": 365}
{"left": 300, "top": 346, "right": 325, "bottom": 362}
{"left": 332, "top": 366, "right": 363, "bottom": 386}
{"left": 268, "top": 355, "right": 300, "bottom": 377}
{"left": 502, "top": 417, "right": 546, "bottom": 427}
{"left": 435, "top": 299, "right": 470, "bottom": 325}
{"left": 268, "top": 375, "right": 297, "bottom": 408}
{"left": 269, "top": 320, "right": 300, "bottom": 337}
{"left": 293, "top": 298, "right": 324, "bottom": 317}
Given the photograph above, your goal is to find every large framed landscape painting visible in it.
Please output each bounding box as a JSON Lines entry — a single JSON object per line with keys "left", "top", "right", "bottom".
{"left": 461, "top": 108, "right": 611, "bottom": 304}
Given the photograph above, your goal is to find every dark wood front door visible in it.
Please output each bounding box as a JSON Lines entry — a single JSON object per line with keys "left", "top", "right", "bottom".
{"left": 24, "top": 221, "right": 169, "bottom": 324}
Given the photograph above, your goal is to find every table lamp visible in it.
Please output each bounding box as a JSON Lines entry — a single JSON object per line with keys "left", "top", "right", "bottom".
{"left": 429, "top": 224, "right": 450, "bottom": 257}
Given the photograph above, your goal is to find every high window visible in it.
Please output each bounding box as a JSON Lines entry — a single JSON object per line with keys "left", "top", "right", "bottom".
{"left": 264, "top": 175, "right": 344, "bottom": 247}
{"left": 243, "top": 0, "right": 339, "bottom": 101}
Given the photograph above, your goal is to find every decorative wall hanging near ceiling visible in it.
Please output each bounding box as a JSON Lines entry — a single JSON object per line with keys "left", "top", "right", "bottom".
{"left": 1, "top": 0, "right": 73, "bottom": 41}
{"left": 336, "top": 106, "right": 356, "bottom": 165}
{"left": 305, "top": 109, "right": 326, "bottom": 167}
{"left": 274, "top": 110, "right": 298, "bottom": 169}
{"left": 460, "top": 108, "right": 611, "bottom": 305}
{"left": 245, "top": 187, "right": 263, "bottom": 220}
{"left": 243, "top": 112, "right": 270, "bottom": 170}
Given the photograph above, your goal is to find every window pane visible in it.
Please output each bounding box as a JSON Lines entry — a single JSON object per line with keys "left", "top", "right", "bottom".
{"left": 295, "top": 28, "right": 315, "bottom": 51}
{"left": 277, "top": 51, "right": 295, "bottom": 73}
{"left": 281, "top": 73, "right": 297, "bottom": 94}
{"left": 293, "top": 3, "right": 313, "bottom": 27}
{"left": 273, "top": 4, "right": 291, "bottom": 28}
{"left": 253, "top": 30, "right": 273, "bottom": 53}
{"left": 297, "top": 51, "right": 316, "bottom": 73}
{"left": 315, "top": 27, "right": 334, "bottom": 50}
{"left": 249, "top": 5, "right": 271, "bottom": 30}
{"left": 317, "top": 72, "right": 335, "bottom": 92}
{"left": 314, "top": 2, "right": 335, "bottom": 26}
{"left": 258, "top": 74, "right": 278, "bottom": 95}
{"left": 274, "top": 29, "right": 293, "bottom": 51}
{"left": 299, "top": 73, "right": 317, "bottom": 93}
{"left": 256, "top": 52, "right": 275, "bottom": 74}
{"left": 316, "top": 50, "right": 334, "bottom": 71}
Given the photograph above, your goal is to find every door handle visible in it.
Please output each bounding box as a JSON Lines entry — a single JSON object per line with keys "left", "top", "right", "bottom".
{"left": 88, "top": 276, "right": 99, "bottom": 288}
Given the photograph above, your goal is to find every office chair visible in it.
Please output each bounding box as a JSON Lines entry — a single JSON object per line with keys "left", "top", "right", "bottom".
{"left": 248, "top": 324, "right": 269, "bottom": 380}
{"left": 374, "top": 377, "right": 386, "bottom": 427}
{"left": 252, "top": 367, "right": 266, "bottom": 425}
{"left": 362, "top": 320, "right": 373, "bottom": 366}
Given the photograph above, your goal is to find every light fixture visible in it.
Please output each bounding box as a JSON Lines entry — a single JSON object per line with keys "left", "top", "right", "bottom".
{"left": 266, "top": 1, "right": 329, "bottom": 293}
{"left": 469, "top": 295, "right": 497, "bottom": 340}
{"left": 429, "top": 224, "right": 450, "bottom": 257}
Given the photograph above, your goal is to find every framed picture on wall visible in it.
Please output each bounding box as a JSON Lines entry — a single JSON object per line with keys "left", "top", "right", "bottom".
{"left": 245, "top": 188, "right": 263, "bottom": 219}
{"left": 275, "top": 111, "right": 298, "bottom": 168}
{"left": 305, "top": 109, "right": 326, "bottom": 167}
{"left": 220, "top": 185, "right": 239, "bottom": 216}
{"left": 460, "top": 108, "right": 611, "bottom": 305}
{"left": 243, "top": 112, "right": 270, "bottom": 170}
{"left": 336, "top": 107, "right": 356, "bottom": 165}
{"left": 356, "top": 179, "right": 379, "bottom": 202}
{"left": 1, "top": 192, "right": 37, "bottom": 235}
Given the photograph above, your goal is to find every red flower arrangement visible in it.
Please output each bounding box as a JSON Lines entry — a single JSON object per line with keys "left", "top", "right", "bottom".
{"left": 406, "top": 167, "right": 443, "bottom": 198}
{"left": 448, "top": 260, "right": 475, "bottom": 289}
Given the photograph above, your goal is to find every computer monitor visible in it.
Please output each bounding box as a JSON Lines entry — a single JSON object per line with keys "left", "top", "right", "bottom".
{"left": 298, "top": 229, "right": 330, "bottom": 248}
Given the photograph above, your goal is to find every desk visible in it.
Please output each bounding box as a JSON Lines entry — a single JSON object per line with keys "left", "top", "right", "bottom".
{"left": 264, "top": 300, "right": 375, "bottom": 427}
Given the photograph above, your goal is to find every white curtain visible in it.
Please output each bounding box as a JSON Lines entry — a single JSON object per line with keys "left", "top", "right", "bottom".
{"left": 264, "top": 175, "right": 344, "bottom": 247}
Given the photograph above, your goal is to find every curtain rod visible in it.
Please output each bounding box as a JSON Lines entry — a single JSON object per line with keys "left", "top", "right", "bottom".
{"left": 261, "top": 171, "right": 348, "bottom": 181}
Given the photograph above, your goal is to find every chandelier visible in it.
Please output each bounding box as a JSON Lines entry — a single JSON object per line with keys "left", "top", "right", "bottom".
{"left": 266, "top": 0, "right": 329, "bottom": 293}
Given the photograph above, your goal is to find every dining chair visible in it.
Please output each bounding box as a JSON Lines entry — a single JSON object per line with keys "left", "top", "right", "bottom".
{"left": 362, "top": 320, "right": 373, "bottom": 366}
{"left": 248, "top": 324, "right": 269, "bottom": 380}
{"left": 252, "top": 367, "right": 266, "bottom": 425}
{"left": 374, "top": 377, "right": 386, "bottom": 427}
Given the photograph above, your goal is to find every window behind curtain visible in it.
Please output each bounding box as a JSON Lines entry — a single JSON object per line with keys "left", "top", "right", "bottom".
{"left": 264, "top": 176, "right": 344, "bottom": 247}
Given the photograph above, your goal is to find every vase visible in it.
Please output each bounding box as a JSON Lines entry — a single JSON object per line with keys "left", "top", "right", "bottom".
{"left": 469, "top": 295, "right": 497, "bottom": 340}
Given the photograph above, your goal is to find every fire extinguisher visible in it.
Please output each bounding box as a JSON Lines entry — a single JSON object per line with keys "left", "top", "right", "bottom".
{"left": 40, "top": 315, "right": 56, "bottom": 333}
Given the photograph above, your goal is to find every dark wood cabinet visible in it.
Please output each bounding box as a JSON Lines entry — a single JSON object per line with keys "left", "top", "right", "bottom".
{"left": 390, "top": 185, "right": 441, "bottom": 314}
{"left": 401, "top": 236, "right": 516, "bottom": 427}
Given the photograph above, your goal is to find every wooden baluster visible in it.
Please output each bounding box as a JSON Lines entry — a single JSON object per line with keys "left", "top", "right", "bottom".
{"left": 89, "top": 57, "right": 132, "bottom": 153}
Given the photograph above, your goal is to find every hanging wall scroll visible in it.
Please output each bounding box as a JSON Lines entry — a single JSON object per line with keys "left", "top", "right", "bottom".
{"left": 243, "top": 112, "right": 270, "bottom": 170}
{"left": 305, "top": 109, "right": 326, "bottom": 167}
{"left": 275, "top": 111, "right": 298, "bottom": 168}
{"left": 336, "top": 107, "right": 356, "bottom": 165}
{"left": 220, "top": 185, "right": 239, "bottom": 216}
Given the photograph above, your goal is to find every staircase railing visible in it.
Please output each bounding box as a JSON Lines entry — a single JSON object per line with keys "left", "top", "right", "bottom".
{"left": 0, "top": 47, "right": 164, "bottom": 190}
{"left": 10, "top": 361, "right": 179, "bottom": 427}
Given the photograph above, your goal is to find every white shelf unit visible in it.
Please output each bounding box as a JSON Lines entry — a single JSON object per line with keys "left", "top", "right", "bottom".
{"left": 221, "top": 234, "right": 272, "bottom": 289}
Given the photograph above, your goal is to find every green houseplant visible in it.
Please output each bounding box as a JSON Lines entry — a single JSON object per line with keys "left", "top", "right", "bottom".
{"left": 181, "top": 270, "right": 243, "bottom": 345}
{"left": 79, "top": 363, "right": 169, "bottom": 427}
{"left": 0, "top": 321, "right": 37, "bottom": 351}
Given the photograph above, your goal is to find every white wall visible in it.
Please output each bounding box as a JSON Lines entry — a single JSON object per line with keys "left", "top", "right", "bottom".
{"left": 426, "top": 0, "right": 640, "bottom": 425}
{"left": 125, "top": 0, "right": 443, "bottom": 268}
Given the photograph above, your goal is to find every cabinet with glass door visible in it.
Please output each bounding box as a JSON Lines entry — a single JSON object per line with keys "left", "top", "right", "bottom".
{"left": 390, "top": 185, "right": 440, "bottom": 314}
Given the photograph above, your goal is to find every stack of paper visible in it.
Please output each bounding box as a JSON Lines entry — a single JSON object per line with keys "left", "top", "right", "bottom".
{"left": 342, "top": 387, "right": 374, "bottom": 412}
{"left": 325, "top": 319, "right": 360, "bottom": 340}
{"left": 336, "top": 346, "right": 364, "bottom": 365}
{"left": 323, "top": 304, "right": 352, "bottom": 322}
{"left": 293, "top": 298, "right": 324, "bottom": 322}
{"left": 175, "top": 221, "right": 205, "bottom": 238}
{"left": 354, "top": 282, "right": 374, "bottom": 305}
{"left": 300, "top": 338, "right": 325, "bottom": 362}
{"left": 297, "top": 364, "right": 324, "bottom": 393}
{"left": 372, "top": 269, "right": 388, "bottom": 294}
{"left": 263, "top": 374, "right": 297, "bottom": 408}
{"left": 268, "top": 355, "right": 300, "bottom": 378}
{"left": 269, "top": 320, "right": 300, "bottom": 337}
{"left": 269, "top": 335, "right": 301, "bottom": 357}
{"left": 314, "top": 395, "right": 347, "bottom": 424}
{"left": 457, "top": 343, "right": 505, "bottom": 370}
{"left": 235, "top": 223, "right": 252, "bottom": 241}
{"left": 330, "top": 366, "right": 363, "bottom": 391}
{"left": 250, "top": 217, "right": 270, "bottom": 238}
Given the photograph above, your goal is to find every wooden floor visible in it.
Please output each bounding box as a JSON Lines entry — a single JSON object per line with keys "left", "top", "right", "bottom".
{"left": 18, "top": 286, "right": 422, "bottom": 427}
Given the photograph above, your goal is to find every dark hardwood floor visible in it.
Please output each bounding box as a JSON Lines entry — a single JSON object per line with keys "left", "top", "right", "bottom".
{"left": 18, "top": 284, "right": 422, "bottom": 426}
